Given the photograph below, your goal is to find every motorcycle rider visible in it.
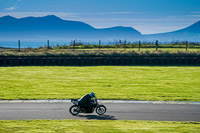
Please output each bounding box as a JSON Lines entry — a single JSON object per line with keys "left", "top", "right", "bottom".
{"left": 78, "top": 92, "right": 96, "bottom": 109}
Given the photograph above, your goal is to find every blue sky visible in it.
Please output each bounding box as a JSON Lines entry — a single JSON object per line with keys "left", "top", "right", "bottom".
{"left": 0, "top": 0, "right": 200, "bottom": 34}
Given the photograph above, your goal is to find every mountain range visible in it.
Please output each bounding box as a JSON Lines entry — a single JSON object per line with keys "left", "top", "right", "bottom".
{"left": 0, "top": 15, "right": 200, "bottom": 42}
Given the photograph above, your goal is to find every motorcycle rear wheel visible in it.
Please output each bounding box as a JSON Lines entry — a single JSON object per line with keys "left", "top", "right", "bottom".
{"left": 96, "top": 105, "right": 106, "bottom": 115}
{"left": 69, "top": 105, "right": 80, "bottom": 116}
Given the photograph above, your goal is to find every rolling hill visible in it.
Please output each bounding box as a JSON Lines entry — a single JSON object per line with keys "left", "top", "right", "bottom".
{"left": 144, "top": 21, "right": 200, "bottom": 41}
{"left": 0, "top": 15, "right": 142, "bottom": 41}
{"left": 0, "top": 15, "right": 200, "bottom": 42}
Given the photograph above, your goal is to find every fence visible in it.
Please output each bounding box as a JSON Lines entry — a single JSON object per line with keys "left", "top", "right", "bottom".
{"left": 0, "top": 56, "right": 199, "bottom": 66}
{"left": 1, "top": 40, "right": 200, "bottom": 50}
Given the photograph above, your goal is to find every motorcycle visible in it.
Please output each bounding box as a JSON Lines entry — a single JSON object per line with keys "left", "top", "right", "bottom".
{"left": 69, "top": 98, "right": 106, "bottom": 116}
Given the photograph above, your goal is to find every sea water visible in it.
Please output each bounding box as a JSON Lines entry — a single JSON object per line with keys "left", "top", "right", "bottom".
{"left": 0, "top": 42, "right": 72, "bottom": 48}
{"left": 0, "top": 41, "right": 114, "bottom": 48}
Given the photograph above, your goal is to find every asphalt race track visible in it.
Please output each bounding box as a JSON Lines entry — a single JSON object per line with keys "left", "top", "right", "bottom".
{"left": 0, "top": 102, "right": 200, "bottom": 121}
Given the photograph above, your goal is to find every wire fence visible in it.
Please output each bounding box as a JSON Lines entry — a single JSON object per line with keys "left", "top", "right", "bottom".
{"left": 0, "top": 40, "right": 200, "bottom": 51}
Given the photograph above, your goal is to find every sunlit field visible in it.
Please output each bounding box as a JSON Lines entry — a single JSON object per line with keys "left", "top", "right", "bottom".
{"left": 0, "top": 66, "right": 199, "bottom": 101}
{"left": 0, "top": 120, "right": 199, "bottom": 133}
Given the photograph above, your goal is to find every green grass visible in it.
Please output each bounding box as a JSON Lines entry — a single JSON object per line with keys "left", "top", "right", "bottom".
{"left": 0, "top": 66, "right": 200, "bottom": 101}
{"left": 0, "top": 120, "right": 199, "bottom": 133}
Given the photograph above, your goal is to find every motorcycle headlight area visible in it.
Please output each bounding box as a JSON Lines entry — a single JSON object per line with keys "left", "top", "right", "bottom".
{"left": 72, "top": 101, "right": 78, "bottom": 105}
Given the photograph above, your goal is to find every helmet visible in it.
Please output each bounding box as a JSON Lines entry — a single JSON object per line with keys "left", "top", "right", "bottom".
{"left": 90, "top": 92, "right": 95, "bottom": 97}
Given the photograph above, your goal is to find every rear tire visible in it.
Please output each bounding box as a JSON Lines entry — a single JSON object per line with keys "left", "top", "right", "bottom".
{"left": 96, "top": 105, "right": 106, "bottom": 115}
{"left": 69, "top": 105, "right": 80, "bottom": 116}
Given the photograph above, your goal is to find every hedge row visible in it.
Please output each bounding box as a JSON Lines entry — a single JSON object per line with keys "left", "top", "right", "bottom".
{"left": 0, "top": 56, "right": 199, "bottom": 66}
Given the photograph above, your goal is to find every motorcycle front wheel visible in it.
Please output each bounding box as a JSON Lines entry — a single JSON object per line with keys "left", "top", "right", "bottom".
{"left": 69, "top": 105, "right": 80, "bottom": 116}
{"left": 96, "top": 105, "right": 106, "bottom": 115}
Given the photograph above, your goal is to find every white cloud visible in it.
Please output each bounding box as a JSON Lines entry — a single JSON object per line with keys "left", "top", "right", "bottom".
{"left": 107, "top": 12, "right": 140, "bottom": 14}
{"left": 187, "top": 12, "right": 200, "bottom": 18}
{"left": 191, "top": 12, "right": 200, "bottom": 14}
{"left": 75, "top": 12, "right": 142, "bottom": 15}
{"left": 4, "top": 7, "right": 15, "bottom": 11}
{"left": 189, "top": 15, "right": 200, "bottom": 17}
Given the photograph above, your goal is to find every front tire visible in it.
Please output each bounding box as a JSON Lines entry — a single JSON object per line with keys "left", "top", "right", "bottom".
{"left": 69, "top": 105, "right": 80, "bottom": 116}
{"left": 96, "top": 105, "right": 106, "bottom": 115}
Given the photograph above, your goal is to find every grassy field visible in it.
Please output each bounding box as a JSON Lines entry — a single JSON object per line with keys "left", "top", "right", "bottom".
{"left": 0, "top": 120, "right": 199, "bottom": 133}
{"left": 0, "top": 66, "right": 199, "bottom": 101}
{"left": 1, "top": 41, "right": 200, "bottom": 56}
{"left": 0, "top": 48, "right": 200, "bottom": 56}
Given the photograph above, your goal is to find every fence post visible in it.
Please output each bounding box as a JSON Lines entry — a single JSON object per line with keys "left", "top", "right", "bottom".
{"left": 119, "top": 39, "right": 122, "bottom": 45}
{"left": 124, "top": 40, "right": 127, "bottom": 50}
{"left": 132, "top": 42, "right": 134, "bottom": 49}
{"left": 18, "top": 40, "right": 20, "bottom": 51}
{"left": 73, "top": 40, "right": 76, "bottom": 51}
{"left": 186, "top": 41, "right": 188, "bottom": 51}
{"left": 139, "top": 40, "right": 141, "bottom": 51}
{"left": 99, "top": 40, "right": 101, "bottom": 50}
{"left": 155, "top": 40, "right": 158, "bottom": 51}
{"left": 47, "top": 40, "right": 50, "bottom": 49}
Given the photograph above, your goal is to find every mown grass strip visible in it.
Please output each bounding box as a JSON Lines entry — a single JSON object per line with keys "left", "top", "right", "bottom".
{"left": 0, "top": 66, "right": 200, "bottom": 101}
{"left": 0, "top": 120, "right": 199, "bottom": 133}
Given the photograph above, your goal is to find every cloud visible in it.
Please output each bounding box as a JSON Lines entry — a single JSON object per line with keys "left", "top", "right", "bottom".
{"left": 106, "top": 12, "right": 141, "bottom": 14}
{"left": 75, "top": 12, "right": 142, "bottom": 16}
{"left": 191, "top": 12, "right": 200, "bottom": 14}
{"left": 4, "top": 7, "right": 16, "bottom": 11}
{"left": 189, "top": 15, "right": 200, "bottom": 17}
{"left": 186, "top": 12, "right": 200, "bottom": 18}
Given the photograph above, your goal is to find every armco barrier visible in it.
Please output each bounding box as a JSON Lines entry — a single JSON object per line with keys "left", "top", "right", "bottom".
{"left": 0, "top": 56, "right": 199, "bottom": 66}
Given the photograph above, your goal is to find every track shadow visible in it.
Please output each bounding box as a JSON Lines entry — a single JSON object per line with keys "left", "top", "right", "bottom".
{"left": 77, "top": 114, "right": 117, "bottom": 120}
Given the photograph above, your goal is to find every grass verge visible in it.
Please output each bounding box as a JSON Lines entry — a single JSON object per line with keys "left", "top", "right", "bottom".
{"left": 0, "top": 120, "right": 200, "bottom": 133}
{"left": 0, "top": 66, "right": 200, "bottom": 101}
{"left": 0, "top": 48, "right": 200, "bottom": 56}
